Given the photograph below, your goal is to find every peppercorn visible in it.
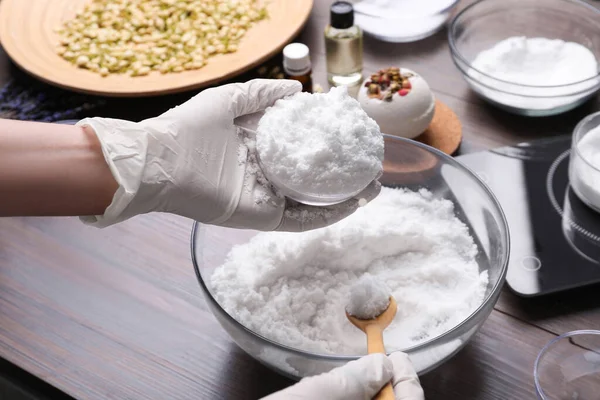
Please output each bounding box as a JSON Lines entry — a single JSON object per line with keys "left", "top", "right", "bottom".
{"left": 368, "top": 83, "right": 380, "bottom": 98}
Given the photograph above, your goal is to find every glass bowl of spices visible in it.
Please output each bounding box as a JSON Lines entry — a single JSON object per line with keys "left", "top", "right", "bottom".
{"left": 534, "top": 330, "right": 600, "bottom": 399}
{"left": 353, "top": 0, "right": 460, "bottom": 43}
{"left": 449, "top": 0, "right": 600, "bottom": 117}
{"left": 191, "top": 134, "right": 509, "bottom": 380}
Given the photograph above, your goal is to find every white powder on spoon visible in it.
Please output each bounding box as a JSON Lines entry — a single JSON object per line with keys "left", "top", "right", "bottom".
{"left": 210, "top": 187, "right": 488, "bottom": 355}
{"left": 256, "top": 87, "right": 384, "bottom": 200}
{"left": 346, "top": 275, "right": 391, "bottom": 320}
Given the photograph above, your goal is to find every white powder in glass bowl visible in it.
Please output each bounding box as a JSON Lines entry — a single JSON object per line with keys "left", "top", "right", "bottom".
{"left": 570, "top": 125, "right": 600, "bottom": 211}
{"left": 210, "top": 187, "right": 488, "bottom": 355}
{"left": 468, "top": 37, "right": 599, "bottom": 112}
{"left": 256, "top": 87, "right": 384, "bottom": 201}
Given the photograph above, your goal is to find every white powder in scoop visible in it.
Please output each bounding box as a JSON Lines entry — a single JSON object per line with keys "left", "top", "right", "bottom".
{"left": 346, "top": 275, "right": 391, "bottom": 319}
{"left": 256, "top": 87, "right": 384, "bottom": 198}
{"left": 237, "top": 126, "right": 377, "bottom": 225}
{"left": 468, "top": 37, "right": 599, "bottom": 111}
{"left": 210, "top": 187, "right": 489, "bottom": 355}
{"left": 571, "top": 125, "right": 600, "bottom": 211}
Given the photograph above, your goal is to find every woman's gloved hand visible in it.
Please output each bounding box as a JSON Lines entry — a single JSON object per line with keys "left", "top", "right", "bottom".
{"left": 262, "top": 352, "right": 425, "bottom": 400}
{"left": 77, "top": 79, "right": 379, "bottom": 230}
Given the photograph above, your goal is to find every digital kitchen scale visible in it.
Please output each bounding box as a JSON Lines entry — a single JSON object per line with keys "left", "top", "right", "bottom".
{"left": 457, "top": 135, "right": 600, "bottom": 297}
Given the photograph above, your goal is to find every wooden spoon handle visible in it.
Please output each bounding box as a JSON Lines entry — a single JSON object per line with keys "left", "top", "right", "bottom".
{"left": 375, "top": 384, "right": 395, "bottom": 400}
{"left": 365, "top": 325, "right": 395, "bottom": 400}
{"left": 365, "top": 324, "right": 385, "bottom": 354}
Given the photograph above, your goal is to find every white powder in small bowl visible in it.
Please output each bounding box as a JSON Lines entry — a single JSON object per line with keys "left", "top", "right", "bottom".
{"left": 571, "top": 125, "right": 600, "bottom": 211}
{"left": 210, "top": 187, "right": 488, "bottom": 355}
{"left": 256, "top": 87, "right": 384, "bottom": 202}
{"left": 346, "top": 275, "right": 391, "bottom": 319}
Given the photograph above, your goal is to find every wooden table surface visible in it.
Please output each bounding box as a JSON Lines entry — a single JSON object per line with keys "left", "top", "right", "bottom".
{"left": 1, "top": 1, "right": 600, "bottom": 399}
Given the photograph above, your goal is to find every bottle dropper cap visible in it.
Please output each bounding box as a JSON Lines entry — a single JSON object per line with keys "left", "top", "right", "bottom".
{"left": 283, "top": 43, "right": 311, "bottom": 76}
{"left": 330, "top": 1, "right": 354, "bottom": 29}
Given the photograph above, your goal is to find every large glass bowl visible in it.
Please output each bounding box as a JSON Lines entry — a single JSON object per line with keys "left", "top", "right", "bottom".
{"left": 449, "top": 0, "right": 600, "bottom": 117}
{"left": 191, "top": 135, "right": 510, "bottom": 379}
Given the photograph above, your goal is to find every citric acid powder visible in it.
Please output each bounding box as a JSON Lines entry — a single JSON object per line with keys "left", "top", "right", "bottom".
{"left": 256, "top": 87, "right": 383, "bottom": 199}
{"left": 211, "top": 187, "right": 488, "bottom": 355}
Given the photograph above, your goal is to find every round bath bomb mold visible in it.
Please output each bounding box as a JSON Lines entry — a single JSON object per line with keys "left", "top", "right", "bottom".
{"left": 256, "top": 87, "right": 384, "bottom": 203}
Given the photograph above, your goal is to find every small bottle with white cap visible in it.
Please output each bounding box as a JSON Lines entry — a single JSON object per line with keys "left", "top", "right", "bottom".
{"left": 282, "top": 43, "right": 313, "bottom": 93}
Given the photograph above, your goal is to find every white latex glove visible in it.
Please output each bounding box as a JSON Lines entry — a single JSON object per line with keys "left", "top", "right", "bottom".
{"left": 261, "top": 352, "right": 425, "bottom": 400}
{"left": 77, "top": 79, "right": 380, "bottom": 230}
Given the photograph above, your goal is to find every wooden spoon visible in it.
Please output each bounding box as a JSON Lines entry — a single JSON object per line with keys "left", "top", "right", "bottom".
{"left": 346, "top": 296, "right": 398, "bottom": 400}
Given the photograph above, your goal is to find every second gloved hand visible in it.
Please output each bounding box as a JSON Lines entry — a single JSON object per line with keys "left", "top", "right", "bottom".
{"left": 261, "top": 352, "right": 425, "bottom": 400}
{"left": 78, "top": 79, "right": 380, "bottom": 230}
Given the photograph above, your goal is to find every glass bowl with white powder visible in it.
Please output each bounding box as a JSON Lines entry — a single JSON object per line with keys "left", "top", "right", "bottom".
{"left": 191, "top": 135, "right": 510, "bottom": 379}
{"left": 569, "top": 111, "right": 600, "bottom": 212}
{"left": 236, "top": 87, "right": 384, "bottom": 206}
{"left": 352, "top": 0, "right": 460, "bottom": 43}
{"left": 449, "top": 0, "right": 600, "bottom": 117}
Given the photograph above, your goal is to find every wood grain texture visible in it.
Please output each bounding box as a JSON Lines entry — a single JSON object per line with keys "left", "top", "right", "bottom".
{"left": 420, "top": 311, "right": 555, "bottom": 400}
{"left": 0, "top": 215, "right": 293, "bottom": 400}
{"left": 495, "top": 285, "right": 600, "bottom": 335}
{"left": 416, "top": 99, "right": 462, "bottom": 155}
{"left": 1, "top": 0, "right": 600, "bottom": 399}
{"left": 0, "top": 0, "right": 312, "bottom": 96}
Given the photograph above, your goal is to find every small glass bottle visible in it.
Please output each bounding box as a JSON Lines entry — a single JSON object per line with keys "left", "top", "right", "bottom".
{"left": 282, "top": 43, "right": 313, "bottom": 93}
{"left": 325, "top": 1, "right": 363, "bottom": 87}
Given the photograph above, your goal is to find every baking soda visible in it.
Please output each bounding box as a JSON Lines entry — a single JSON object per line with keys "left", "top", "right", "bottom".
{"left": 354, "top": 0, "right": 455, "bottom": 16}
{"left": 210, "top": 187, "right": 488, "bottom": 355}
{"left": 571, "top": 125, "right": 600, "bottom": 211}
{"left": 468, "top": 37, "right": 599, "bottom": 111}
{"left": 346, "top": 275, "right": 391, "bottom": 319}
{"left": 353, "top": 0, "right": 455, "bottom": 41}
{"left": 256, "top": 87, "right": 383, "bottom": 198}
